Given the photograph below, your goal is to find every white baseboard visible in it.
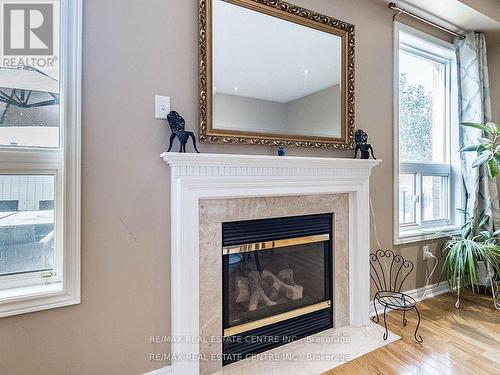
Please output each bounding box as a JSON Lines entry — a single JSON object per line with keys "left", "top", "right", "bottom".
{"left": 142, "top": 365, "right": 172, "bottom": 375}
{"left": 369, "top": 282, "right": 449, "bottom": 317}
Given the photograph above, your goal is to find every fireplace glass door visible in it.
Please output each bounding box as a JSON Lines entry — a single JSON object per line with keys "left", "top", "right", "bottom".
{"left": 222, "top": 214, "right": 333, "bottom": 364}
{"left": 224, "top": 239, "right": 330, "bottom": 329}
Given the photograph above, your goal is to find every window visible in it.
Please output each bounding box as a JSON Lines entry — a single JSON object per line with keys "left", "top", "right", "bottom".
{"left": 394, "top": 23, "right": 464, "bottom": 244}
{"left": 0, "top": 175, "right": 55, "bottom": 277}
{"left": 0, "top": 0, "right": 81, "bottom": 317}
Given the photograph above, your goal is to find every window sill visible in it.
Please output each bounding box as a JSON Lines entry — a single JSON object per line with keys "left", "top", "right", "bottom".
{"left": 0, "top": 282, "right": 80, "bottom": 318}
{"left": 395, "top": 225, "right": 461, "bottom": 245}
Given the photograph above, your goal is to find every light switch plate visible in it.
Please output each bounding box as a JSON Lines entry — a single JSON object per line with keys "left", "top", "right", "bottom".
{"left": 155, "top": 95, "right": 170, "bottom": 119}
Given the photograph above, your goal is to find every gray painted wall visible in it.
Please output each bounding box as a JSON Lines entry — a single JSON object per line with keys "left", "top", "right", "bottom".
{"left": 286, "top": 85, "right": 341, "bottom": 137}
{"left": 213, "top": 93, "right": 287, "bottom": 133}
{"left": 214, "top": 85, "right": 341, "bottom": 137}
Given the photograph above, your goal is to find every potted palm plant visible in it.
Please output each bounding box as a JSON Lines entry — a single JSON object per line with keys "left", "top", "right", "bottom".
{"left": 442, "top": 211, "right": 500, "bottom": 310}
{"left": 442, "top": 121, "right": 500, "bottom": 308}
{"left": 442, "top": 211, "right": 500, "bottom": 308}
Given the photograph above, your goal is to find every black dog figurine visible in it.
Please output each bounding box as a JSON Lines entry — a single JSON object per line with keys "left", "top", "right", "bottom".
{"left": 353, "top": 129, "right": 376, "bottom": 159}
{"left": 166, "top": 111, "right": 200, "bottom": 153}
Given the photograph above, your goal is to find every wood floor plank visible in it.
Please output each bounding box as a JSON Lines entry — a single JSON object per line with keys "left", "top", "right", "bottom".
{"left": 323, "top": 291, "right": 500, "bottom": 375}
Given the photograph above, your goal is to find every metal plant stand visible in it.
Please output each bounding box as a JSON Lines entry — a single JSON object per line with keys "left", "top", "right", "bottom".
{"left": 486, "top": 261, "right": 500, "bottom": 310}
{"left": 456, "top": 262, "right": 500, "bottom": 311}
{"left": 491, "top": 279, "right": 500, "bottom": 310}
{"left": 370, "top": 249, "right": 423, "bottom": 343}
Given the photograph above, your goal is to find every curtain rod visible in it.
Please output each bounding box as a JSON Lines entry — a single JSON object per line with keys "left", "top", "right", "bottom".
{"left": 388, "top": 2, "right": 465, "bottom": 39}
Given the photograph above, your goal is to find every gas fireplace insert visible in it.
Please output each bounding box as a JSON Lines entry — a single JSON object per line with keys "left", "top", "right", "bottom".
{"left": 222, "top": 213, "right": 334, "bottom": 365}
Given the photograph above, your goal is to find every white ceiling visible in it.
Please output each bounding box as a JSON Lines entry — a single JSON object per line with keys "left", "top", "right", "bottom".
{"left": 212, "top": 0, "right": 341, "bottom": 103}
{"left": 458, "top": 0, "right": 500, "bottom": 23}
{"left": 378, "top": 0, "right": 500, "bottom": 42}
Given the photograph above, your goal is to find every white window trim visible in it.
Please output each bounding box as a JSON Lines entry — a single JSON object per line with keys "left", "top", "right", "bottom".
{"left": 393, "top": 22, "right": 464, "bottom": 245}
{"left": 0, "top": 0, "right": 81, "bottom": 318}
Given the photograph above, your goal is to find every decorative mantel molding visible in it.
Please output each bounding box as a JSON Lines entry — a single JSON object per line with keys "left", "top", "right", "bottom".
{"left": 161, "top": 152, "right": 381, "bottom": 375}
{"left": 162, "top": 152, "right": 380, "bottom": 176}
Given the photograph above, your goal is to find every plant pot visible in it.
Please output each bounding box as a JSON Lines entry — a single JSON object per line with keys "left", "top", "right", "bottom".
{"left": 477, "top": 260, "right": 495, "bottom": 286}
{"left": 454, "top": 261, "right": 496, "bottom": 308}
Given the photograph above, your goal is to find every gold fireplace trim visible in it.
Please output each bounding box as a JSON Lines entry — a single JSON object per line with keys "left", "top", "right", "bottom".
{"left": 223, "top": 300, "right": 331, "bottom": 337}
{"left": 222, "top": 234, "right": 330, "bottom": 255}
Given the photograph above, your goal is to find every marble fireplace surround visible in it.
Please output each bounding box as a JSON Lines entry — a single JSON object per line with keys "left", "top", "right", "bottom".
{"left": 161, "top": 153, "right": 381, "bottom": 375}
{"left": 200, "top": 194, "right": 349, "bottom": 374}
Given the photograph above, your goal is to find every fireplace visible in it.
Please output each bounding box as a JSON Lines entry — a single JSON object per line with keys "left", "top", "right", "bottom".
{"left": 162, "top": 152, "right": 380, "bottom": 374}
{"left": 222, "top": 214, "right": 333, "bottom": 365}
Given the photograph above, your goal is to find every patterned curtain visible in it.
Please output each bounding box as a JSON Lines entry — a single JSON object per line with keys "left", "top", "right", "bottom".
{"left": 455, "top": 32, "right": 500, "bottom": 231}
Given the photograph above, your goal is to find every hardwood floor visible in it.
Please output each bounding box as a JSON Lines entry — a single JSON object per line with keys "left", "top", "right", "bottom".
{"left": 324, "top": 291, "right": 500, "bottom": 375}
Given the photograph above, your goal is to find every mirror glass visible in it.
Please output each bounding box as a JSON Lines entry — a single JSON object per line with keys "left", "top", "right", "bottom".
{"left": 212, "top": 0, "right": 343, "bottom": 138}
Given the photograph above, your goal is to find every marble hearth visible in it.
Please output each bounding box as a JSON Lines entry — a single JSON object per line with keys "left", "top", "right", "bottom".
{"left": 161, "top": 153, "right": 381, "bottom": 375}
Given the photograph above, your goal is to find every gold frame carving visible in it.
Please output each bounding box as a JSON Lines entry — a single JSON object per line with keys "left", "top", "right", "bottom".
{"left": 199, "top": 0, "right": 355, "bottom": 149}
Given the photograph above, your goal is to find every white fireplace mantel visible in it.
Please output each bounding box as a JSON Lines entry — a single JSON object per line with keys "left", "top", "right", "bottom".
{"left": 161, "top": 152, "right": 381, "bottom": 375}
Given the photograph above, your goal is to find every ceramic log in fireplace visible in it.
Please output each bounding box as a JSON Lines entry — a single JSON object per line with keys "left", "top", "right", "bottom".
{"left": 222, "top": 214, "right": 333, "bottom": 365}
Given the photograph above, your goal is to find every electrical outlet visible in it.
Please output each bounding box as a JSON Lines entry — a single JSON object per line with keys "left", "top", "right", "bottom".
{"left": 155, "top": 95, "right": 170, "bottom": 119}
{"left": 423, "top": 245, "right": 432, "bottom": 261}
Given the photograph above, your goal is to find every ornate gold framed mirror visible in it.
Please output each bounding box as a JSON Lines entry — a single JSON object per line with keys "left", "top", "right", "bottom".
{"left": 199, "top": 0, "right": 355, "bottom": 149}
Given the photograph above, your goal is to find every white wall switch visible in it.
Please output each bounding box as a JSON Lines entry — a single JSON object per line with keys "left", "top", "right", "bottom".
{"left": 155, "top": 95, "right": 171, "bottom": 119}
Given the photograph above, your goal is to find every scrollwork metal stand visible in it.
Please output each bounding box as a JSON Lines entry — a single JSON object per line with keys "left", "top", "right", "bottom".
{"left": 370, "top": 249, "right": 423, "bottom": 343}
